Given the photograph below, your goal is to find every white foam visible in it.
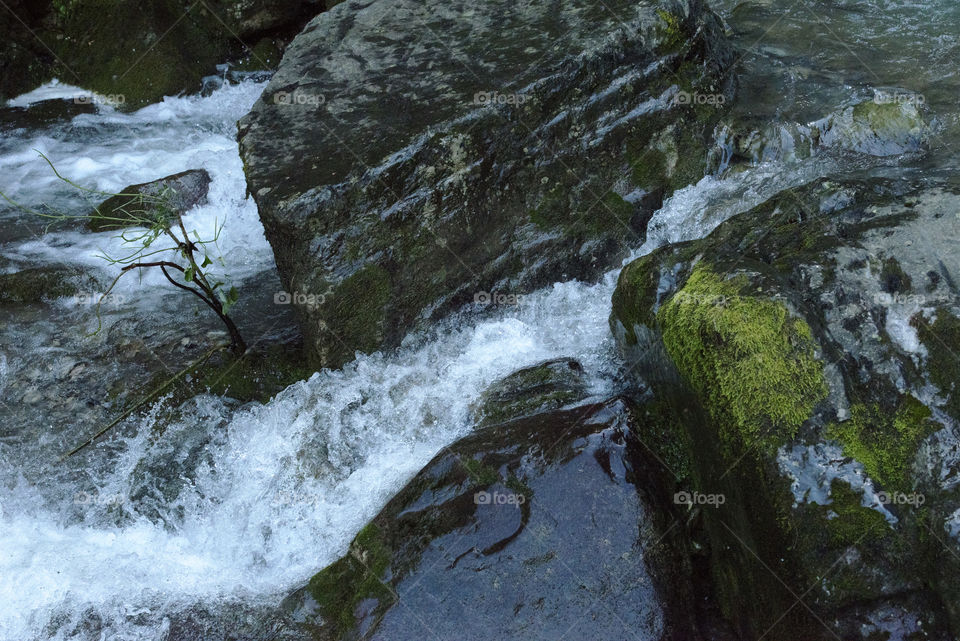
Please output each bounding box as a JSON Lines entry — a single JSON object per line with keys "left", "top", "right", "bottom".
{"left": 0, "top": 271, "right": 618, "bottom": 639}
{"left": 1, "top": 80, "right": 273, "bottom": 306}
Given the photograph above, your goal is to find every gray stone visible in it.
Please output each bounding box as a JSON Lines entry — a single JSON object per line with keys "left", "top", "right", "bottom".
{"left": 239, "top": 0, "right": 735, "bottom": 368}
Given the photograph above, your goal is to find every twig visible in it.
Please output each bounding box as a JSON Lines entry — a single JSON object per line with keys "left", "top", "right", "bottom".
{"left": 59, "top": 342, "right": 228, "bottom": 461}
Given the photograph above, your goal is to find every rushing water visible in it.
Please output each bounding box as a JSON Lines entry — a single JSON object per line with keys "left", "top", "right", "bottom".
{"left": 2, "top": 0, "right": 959, "bottom": 638}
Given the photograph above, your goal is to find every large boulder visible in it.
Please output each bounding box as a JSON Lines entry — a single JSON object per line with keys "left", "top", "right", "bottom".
{"left": 238, "top": 0, "right": 735, "bottom": 368}
{"left": 282, "top": 397, "right": 735, "bottom": 640}
{"left": 610, "top": 175, "right": 960, "bottom": 639}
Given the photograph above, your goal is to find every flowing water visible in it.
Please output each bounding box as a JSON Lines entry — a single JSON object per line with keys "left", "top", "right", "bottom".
{"left": 1, "top": 0, "right": 959, "bottom": 638}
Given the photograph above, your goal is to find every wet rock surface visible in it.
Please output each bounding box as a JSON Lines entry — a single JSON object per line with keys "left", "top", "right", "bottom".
{"left": 284, "top": 397, "right": 732, "bottom": 641}
{"left": 610, "top": 173, "right": 960, "bottom": 638}
{"left": 0, "top": 98, "right": 97, "bottom": 130}
{"left": 89, "top": 169, "right": 213, "bottom": 232}
{"left": 472, "top": 358, "right": 591, "bottom": 427}
{"left": 239, "top": 0, "right": 735, "bottom": 369}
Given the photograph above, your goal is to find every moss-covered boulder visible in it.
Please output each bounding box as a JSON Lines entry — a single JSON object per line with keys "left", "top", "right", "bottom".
{"left": 283, "top": 399, "right": 735, "bottom": 640}
{"left": 239, "top": 0, "right": 736, "bottom": 369}
{"left": 88, "top": 169, "right": 211, "bottom": 233}
{"left": 609, "top": 176, "right": 960, "bottom": 639}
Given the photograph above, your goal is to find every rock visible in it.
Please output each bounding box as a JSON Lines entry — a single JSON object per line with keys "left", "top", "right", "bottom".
{"left": 0, "top": 1, "right": 327, "bottom": 106}
{"left": 217, "top": 0, "right": 325, "bottom": 37}
{"left": 88, "top": 169, "right": 212, "bottom": 232}
{"left": 238, "top": 0, "right": 735, "bottom": 368}
{"left": 0, "top": 0, "right": 52, "bottom": 100}
{"left": 283, "top": 398, "right": 734, "bottom": 641}
{"left": 722, "top": 97, "right": 931, "bottom": 165}
{"left": 472, "top": 358, "right": 590, "bottom": 426}
{"left": 609, "top": 175, "right": 960, "bottom": 638}
{"left": 0, "top": 98, "right": 97, "bottom": 131}
{"left": 0, "top": 266, "right": 91, "bottom": 304}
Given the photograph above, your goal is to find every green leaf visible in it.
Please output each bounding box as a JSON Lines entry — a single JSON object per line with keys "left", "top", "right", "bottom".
{"left": 184, "top": 266, "right": 194, "bottom": 282}
{"left": 221, "top": 286, "right": 239, "bottom": 315}
{"left": 201, "top": 255, "right": 212, "bottom": 268}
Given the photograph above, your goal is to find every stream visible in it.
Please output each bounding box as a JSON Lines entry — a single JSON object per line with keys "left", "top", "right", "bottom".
{"left": 2, "top": 0, "right": 959, "bottom": 638}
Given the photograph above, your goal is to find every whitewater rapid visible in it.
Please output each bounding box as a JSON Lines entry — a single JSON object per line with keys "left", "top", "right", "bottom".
{"left": 0, "top": 80, "right": 626, "bottom": 639}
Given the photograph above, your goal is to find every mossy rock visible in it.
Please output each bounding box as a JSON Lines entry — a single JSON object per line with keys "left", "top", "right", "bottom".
{"left": 826, "top": 396, "right": 941, "bottom": 492}
{"left": 312, "top": 264, "right": 392, "bottom": 369}
{"left": 913, "top": 309, "right": 960, "bottom": 421}
{"left": 657, "top": 264, "right": 827, "bottom": 453}
{"left": 231, "top": 38, "right": 283, "bottom": 72}
{"left": 50, "top": 0, "right": 231, "bottom": 109}
{"left": 0, "top": 266, "right": 87, "bottom": 304}
{"left": 88, "top": 169, "right": 211, "bottom": 232}
{"left": 140, "top": 343, "right": 312, "bottom": 407}
{"left": 608, "top": 177, "right": 960, "bottom": 638}
{"left": 473, "top": 358, "right": 590, "bottom": 426}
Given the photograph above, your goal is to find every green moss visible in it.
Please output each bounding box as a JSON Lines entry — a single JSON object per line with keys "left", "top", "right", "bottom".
{"left": 196, "top": 348, "right": 312, "bottom": 403}
{"left": 913, "top": 310, "right": 960, "bottom": 420}
{"left": 657, "top": 264, "right": 827, "bottom": 451}
{"left": 232, "top": 38, "right": 283, "bottom": 72}
{"left": 53, "top": 0, "right": 228, "bottom": 108}
{"left": 460, "top": 458, "right": 499, "bottom": 486}
{"left": 306, "top": 523, "right": 394, "bottom": 636}
{"left": 826, "top": 396, "right": 939, "bottom": 490}
{"left": 655, "top": 8, "right": 685, "bottom": 53}
{"left": 320, "top": 264, "right": 392, "bottom": 365}
{"left": 530, "top": 187, "right": 632, "bottom": 236}
{"left": 609, "top": 252, "right": 665, "bottom": 344}
{"left": 0, "top": 267, "right": 80, "bottom": 304}
{"left": 631, "top": 396, "right": 695, "bottom": 482}
{"left": 630, "top": 147, "right": 668, "bottom": 191}
{"left": 822, "top": 480, "right": 889, "bottom": 546}
{"left": 589, "top": 191, "right": 634, "bottom": 234}
{"left": 851, "top": 100, "right": 925, "bottom": 134}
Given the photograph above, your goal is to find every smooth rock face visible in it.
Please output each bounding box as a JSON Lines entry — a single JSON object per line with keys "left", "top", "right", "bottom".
{"left": 610, "top": 175, "right": 960, "bottom": 639}
{"left": 284, "top": 398, "right": 730, "bottom": 641}
{"left": 89, "top": 169, "right": 212, "bottom": 232}
{"left": 239, "top": 0, "right": 734, "bottom": 368}
{"left": 472, "top": 357, "right": 590, "bottom": 426}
